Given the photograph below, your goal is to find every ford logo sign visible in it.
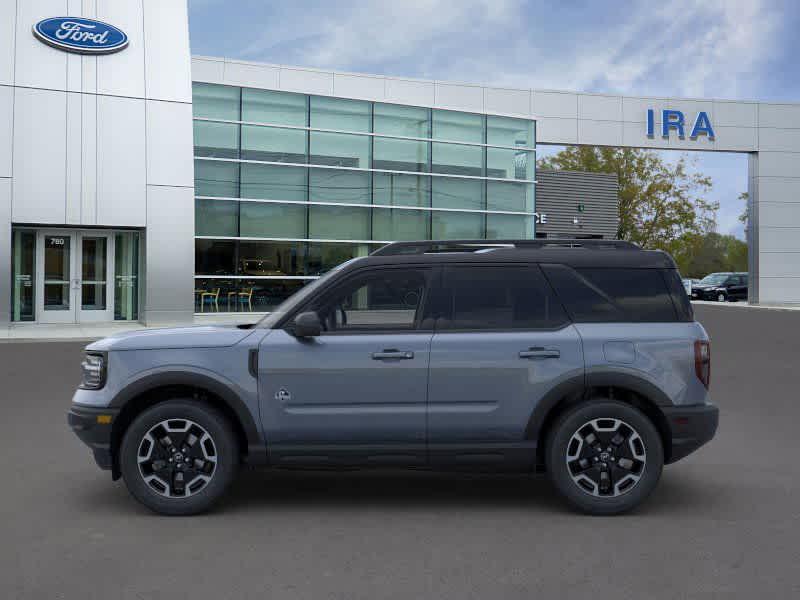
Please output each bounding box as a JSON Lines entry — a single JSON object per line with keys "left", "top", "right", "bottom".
{"left": 32, "top": 17, "right": 128, "bottom": 55}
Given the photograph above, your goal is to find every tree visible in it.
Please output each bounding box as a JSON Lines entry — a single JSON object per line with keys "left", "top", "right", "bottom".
{"left": 670, "top": 232, "right": 748, "bottom": 278}
{"left": 537, "top": 146, "right": 718, "bottom": 251}
{"left": 738, "top": 191, "right": 750, "bottom": 241}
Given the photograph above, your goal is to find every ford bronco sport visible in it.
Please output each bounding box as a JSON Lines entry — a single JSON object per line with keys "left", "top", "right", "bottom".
{"left": 68, "top": 239, "right": 718, "bottom": 515}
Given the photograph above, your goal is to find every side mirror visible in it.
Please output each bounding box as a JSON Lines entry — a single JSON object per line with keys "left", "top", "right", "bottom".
{"left": 292, "top": 311, "right": 322, "bottom": 338}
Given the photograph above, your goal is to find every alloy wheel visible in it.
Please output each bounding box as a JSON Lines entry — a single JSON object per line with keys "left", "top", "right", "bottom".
{"left": 137, "top": 418, "right": 218, "bottom": 498}
{"left": 565, "top": 418, "right": 646, "bottom": 497}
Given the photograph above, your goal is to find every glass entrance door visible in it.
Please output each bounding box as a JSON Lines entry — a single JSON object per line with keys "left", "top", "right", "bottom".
{"left": 78, "top": 232, "right": 114, "bottom": 322}
{"left": 35, "top": 231, "right": 114, "bottom": 323}
{"left": 37, "top": 232, "right": 75, "bottom": 323}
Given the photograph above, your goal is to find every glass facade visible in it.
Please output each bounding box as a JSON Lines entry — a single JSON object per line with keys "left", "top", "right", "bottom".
{"left": 192, "top": 82, "right": 536, "bottom": 312}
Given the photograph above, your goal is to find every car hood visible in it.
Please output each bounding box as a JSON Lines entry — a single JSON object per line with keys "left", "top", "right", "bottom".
{"left": 86, "top": 325, "right": 258, "bottom": 352}
{"left": 692, "top": 284, "right": 720, "bottom": 290}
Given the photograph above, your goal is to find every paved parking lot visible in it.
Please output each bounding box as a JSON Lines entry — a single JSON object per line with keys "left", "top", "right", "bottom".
{"left": 1, "top": 304, "right": 799, "bottom": 599}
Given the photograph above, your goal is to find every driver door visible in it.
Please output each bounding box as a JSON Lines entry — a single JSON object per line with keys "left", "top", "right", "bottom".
{"left": 258, "top": 265, "right": 435, "bottom": 466}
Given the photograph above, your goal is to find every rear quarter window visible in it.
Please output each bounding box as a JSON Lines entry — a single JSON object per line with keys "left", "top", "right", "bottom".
{"left": 542, "top": 264, "right": 685, "bottom": 322}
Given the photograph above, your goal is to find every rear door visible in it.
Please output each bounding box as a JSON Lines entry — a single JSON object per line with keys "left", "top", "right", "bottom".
{"left": 731, "top": 275, "right": 748, "bottom": 300}
{"left": 258, "top": 265, "right": 435, "bottom": 466}
{"left": 426, "top": 264, "right": 584, "bottom": 469}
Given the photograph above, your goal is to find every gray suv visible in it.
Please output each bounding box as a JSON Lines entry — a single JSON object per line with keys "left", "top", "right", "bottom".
{"left": 68, "top": 239, "right": 718, "bottom": 516}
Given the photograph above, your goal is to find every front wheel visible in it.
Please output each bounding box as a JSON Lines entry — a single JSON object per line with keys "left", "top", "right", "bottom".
{"left": 717, "top": 292, "right": 727, "bottom": 302}
{"left": 120, "top": 400, "right": 239, "bottom": 515}
{"left": 546, "top": 400, "right": 663, "bottom": 515}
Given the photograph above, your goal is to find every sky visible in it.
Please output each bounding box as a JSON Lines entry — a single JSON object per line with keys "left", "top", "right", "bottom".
{"left": 188, "top": 0, "right": 800, "bottom": 240}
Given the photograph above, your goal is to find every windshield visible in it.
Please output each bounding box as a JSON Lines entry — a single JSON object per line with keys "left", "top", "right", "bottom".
{"left": 699, "top": 273, "right": 729, "bottom": 285}
{"left": 256, "top": 258, "right": 362, "bottom": 329}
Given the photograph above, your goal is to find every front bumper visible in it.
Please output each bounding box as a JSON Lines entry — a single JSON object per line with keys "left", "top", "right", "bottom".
{"left": 67, "top": 405, "right": 120, "bottom": 471}
{"left": 691, "top": 289, "right": 723, "bottom": 301}
{"left": 662, "top": 403, "right": 719, "bottom": 463}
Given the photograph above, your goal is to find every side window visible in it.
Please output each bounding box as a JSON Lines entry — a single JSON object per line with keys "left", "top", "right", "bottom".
{"left": 311, "top": 268, "right": 429, "bottom": 332}
{"left": 542, "top": 265, "right": 679, "bottom": 323}
{"left": 438, "top": 265, "right": 568, "bottom": 331}
{"left": 661, "top": 268, "right": 694, "bottom": 322}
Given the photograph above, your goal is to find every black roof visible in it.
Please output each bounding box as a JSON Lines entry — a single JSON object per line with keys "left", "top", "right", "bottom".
{"left": 356, "top": 239, "right": 676, "bottom": 269}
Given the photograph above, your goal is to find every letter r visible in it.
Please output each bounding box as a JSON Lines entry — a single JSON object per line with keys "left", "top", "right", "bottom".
{"left": 662, "top": 110, "right": 685, "bottom": 138}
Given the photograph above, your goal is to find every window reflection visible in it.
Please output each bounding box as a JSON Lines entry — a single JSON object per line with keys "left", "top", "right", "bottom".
{"left": 307, "top": 242, "right": 373, "bottom": 276}
{"left": 242, "top": 89, "right": 307, "bottom": 126}
{"left": 238, "top": 241, "right": 306, "bottom": 276}
{"left": 192, "top": 83, "right": 240, "bottom": 121}
{"left": 193, "top": 121, "right": 239, "bottom": 159}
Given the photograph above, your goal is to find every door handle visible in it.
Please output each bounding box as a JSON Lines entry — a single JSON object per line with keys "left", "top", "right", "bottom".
{"left": 519, "top": 347, "right": 560, "bottom": 360}
{"left": 372, "top": 349, "right": 414, "bottom": 360}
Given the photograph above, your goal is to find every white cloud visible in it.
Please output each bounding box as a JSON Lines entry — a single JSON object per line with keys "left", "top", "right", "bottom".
{"left": 230, "top": 0, "right": 781, "bottom": 99}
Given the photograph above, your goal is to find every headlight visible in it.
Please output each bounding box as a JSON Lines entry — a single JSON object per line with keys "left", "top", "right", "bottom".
{"left": 80, "top": 352, "right": 107, "bottom": 390}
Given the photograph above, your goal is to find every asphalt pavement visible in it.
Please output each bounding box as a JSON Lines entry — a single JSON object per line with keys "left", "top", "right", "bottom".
{"left": 1, "top": 303, "right": 799, "bottom": 599}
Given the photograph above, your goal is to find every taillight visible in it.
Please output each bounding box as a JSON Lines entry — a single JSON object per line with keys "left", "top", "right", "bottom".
{"left": 694, "top": 340, "right": 711, "bottom": 389}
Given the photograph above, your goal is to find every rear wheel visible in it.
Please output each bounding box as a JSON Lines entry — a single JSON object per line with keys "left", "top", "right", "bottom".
{"left": 546, "top": 400, "right": 663, "bottom": 515}
{"left": 120, "top": 400, "right": 238, "bottom": 515}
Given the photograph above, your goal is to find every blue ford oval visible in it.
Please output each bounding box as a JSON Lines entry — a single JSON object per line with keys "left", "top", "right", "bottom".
{"left": 33, "top": 17, "right": 128, "bottom": 54}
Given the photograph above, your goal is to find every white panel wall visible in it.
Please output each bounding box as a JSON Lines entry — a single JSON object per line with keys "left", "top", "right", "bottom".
{"left": 0, "top": 2, "right": 17, "bottom": 86}
{"left": 223, "top": 61, "right": 278, "bottom": 89}
{"left": 333, "top": 73, "right": 384, "bottom": 101}
{"left": 191, "top": 57, "right": 225, "bottom": 83}
{"left": 0, "top": 85, "right": 12, "bottom": 178}
{"left": 145, "top": 185, "right": 194, "bottom": 324}
{"left": 96, "top": 95, "right": 146, "bottom": 226}
{"left": 435, "top": 82, "right": 484, "bottom": 112}
{"left": 96, "top": 0, "right": 145, "bottom": 98}
{"left": 280, "top": 67, "right": 334, "bottom": 95}
{"left": 142, "top": 0, "right": 192, "bottom": 103}
{"left": 578, "top": 94, "right": 622, "bottom": 121}
{"left": 65, "top": 92, "right": 82, "bottom": 223}
{"left": 14, "top": 0, "right": 69, "bottom": 90}
{"left": 11, "top": 87, "right": 66, "bottom": 224}
{"left": 0, "top": 178, "right": 11, "bottom": 323}
{"left": 146, "top": 100, "right": 194, "bottom": 187}
{"left": 80, "top": 92, "right": 97, "bottom": 224}
{"left": 484, "top": 87, "right": 530, "bottom": 118}
{"left": 384, "top": 78, "right": 435, "bottom": 107}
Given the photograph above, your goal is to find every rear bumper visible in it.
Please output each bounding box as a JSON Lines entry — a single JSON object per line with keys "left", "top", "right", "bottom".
{"left": 662, "top": 403, "right": 719, "bottom": 463}
{"left": 67, "top": 405, "right": 119, "bottom": 471}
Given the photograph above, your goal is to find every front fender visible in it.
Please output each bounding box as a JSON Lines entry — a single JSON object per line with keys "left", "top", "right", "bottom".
{"left": 110, "top": 367, "right": 266, "bottom": 464}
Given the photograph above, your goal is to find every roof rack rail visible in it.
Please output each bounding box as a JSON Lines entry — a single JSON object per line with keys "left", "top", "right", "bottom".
{"left": 371, "top": 239, "right": 640, "bottom": 256}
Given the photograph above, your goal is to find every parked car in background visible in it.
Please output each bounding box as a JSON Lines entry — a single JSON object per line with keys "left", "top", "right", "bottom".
{"left": 691, "top": 272, "right": 748, "bottom": 302}
{"left": 682, "top": 278, "right": 699, "bottom": 295}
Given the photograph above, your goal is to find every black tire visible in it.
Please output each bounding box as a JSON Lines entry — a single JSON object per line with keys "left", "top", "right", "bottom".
{"left": 717, "top": 292, "right": 727, "bottom": 302}
{"left": 546, "top": 400, "right": 663, "bottom": 515}
{"left": 120, "top": 400, "right": 239, "bottom": 515}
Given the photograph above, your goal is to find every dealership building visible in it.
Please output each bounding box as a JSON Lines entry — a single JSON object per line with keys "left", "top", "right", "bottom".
{"left": 2, "top": 2, "right": 800, "bottom": 326}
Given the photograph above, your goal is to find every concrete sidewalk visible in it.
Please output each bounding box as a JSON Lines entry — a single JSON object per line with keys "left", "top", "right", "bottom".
{"left": 1, "top": 313, "right": 264, "bottom": 342}
{"left": 3, "top": 301, "right": 799, "bottom": 342}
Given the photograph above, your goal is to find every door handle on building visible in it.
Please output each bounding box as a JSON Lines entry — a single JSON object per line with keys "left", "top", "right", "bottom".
{"left": 372, "top": 350, "right": 414, "bottom": 360}
{"left": 519, "top": 347, "right": 560, "bottom": 359}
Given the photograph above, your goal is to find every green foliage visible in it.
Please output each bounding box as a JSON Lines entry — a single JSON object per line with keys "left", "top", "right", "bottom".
{"left": 538, "top": 146, "right": 718, "bottom": 250}
{"left": 738, "top": 191, "right": 749, "bottom": 226}
{"left": 670, "top": 232, "right": 748, "bottom": 278}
